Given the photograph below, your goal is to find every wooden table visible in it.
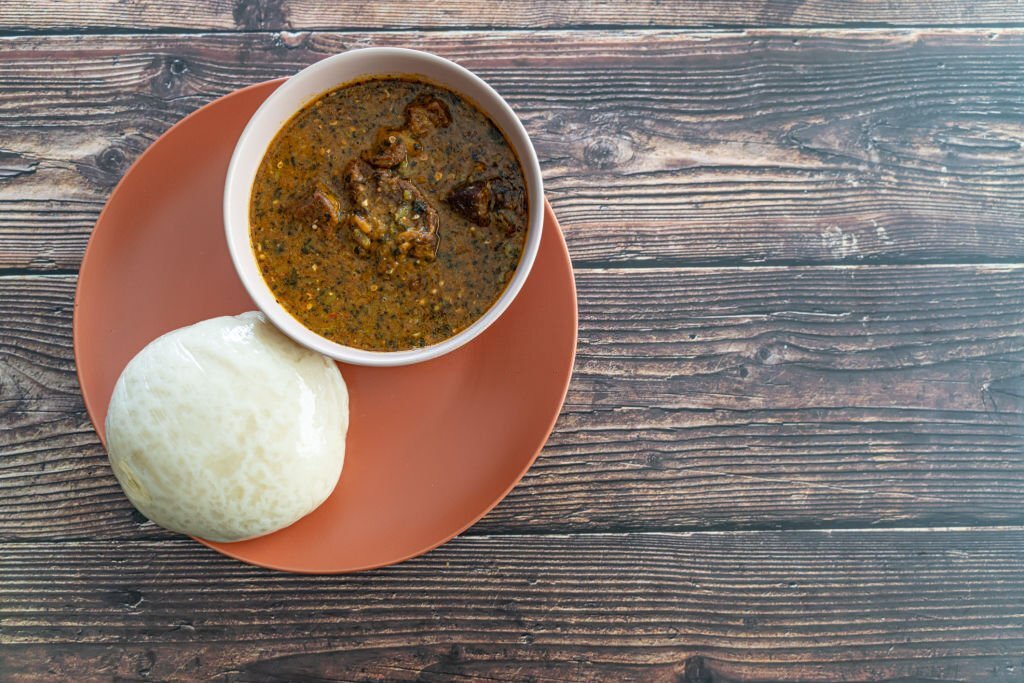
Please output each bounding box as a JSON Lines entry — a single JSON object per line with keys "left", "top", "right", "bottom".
{"left": 2, "top": 2, "right": 1023, "bottom": 680}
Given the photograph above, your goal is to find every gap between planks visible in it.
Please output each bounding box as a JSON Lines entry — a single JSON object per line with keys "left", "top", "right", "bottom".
{"left": 2, "top": 528, "right": 1024, "bottom": 548}
{"left": 3, "top": 24, "right": 1024, "bottom": 39}
{"left": 3, "top": 262, "right": 1023, "bottom": 280}
{"left": 3, "top": 26, "right": 1024, "bottom": 41}
{"left": 4, "top": 525, "right": 1024, "bottom": 545}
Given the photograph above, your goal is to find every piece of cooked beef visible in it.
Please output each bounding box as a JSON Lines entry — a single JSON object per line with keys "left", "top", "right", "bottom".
{"left": 362, "top": 129, "right": 409, "bottom": 168}
{"left": 344, "top": 159, "right": 370, "bottom": 207}
{"left": 446, "top": 177, "right": 525, "bottom": 234}
{"left": 292, "top": 182, "right": 343, "bottom": 228}
{"left": 446, "top": 179, "right": 491, "bottom": 226}
{"left": 488, "top": 177, "right": 526, "bottom": 236}
{"left": 341, "top": 160, "right": 439, "bottom": 262}
{"left": 376, "top": 171, "right": 440, "bottom": 260}
{"left": 488, "top": 177, "right": 524, "bottom": 213}
{"left": 404, "top": 94, "right": 452, "bottom": 137}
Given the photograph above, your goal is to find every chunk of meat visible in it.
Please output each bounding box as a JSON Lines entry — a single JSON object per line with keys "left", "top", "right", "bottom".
{"left": 363, "top": 129, "right": 408, "bottom": 168}
{"left": 446, "top": 177, "right": 525, "bottom": 234}
{"left": 344, "top": 159, "right": 370, "bottom": 207}
{"left": 488, "top": 177, "right": 526, "bottom": 236}
{"left": 396, "top": 230, "right": 439, "bottom": 260}
{"left": 488, "top": 177, "right": 524, "bottom": 214}
{"left": 341, "top": 162, "right": 440, "bottom": 263}
{"left": 404, "top": 94, "right": 452, "bottom": 137}
{"left": 445, "top": 180, "right": 491, "bottom": 226}
{"left": 292, "top": 182, "right": 343, "bottom": 228}
{"left": 376, "top": 171, "right": 440, "bottom": 259}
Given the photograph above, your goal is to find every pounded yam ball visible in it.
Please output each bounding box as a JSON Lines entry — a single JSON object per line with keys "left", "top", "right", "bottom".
{"left": 104, "top": 312, "right": 348, "bottom": 542}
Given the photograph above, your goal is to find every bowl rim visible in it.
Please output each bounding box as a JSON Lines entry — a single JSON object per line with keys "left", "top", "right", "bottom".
{"left": 223, "top": 47, "right": 545, "bottom": 366}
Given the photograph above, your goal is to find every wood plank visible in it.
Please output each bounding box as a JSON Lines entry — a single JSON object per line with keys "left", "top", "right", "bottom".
{"left": 0, "top": 530, "right": 1022, "bottom": 681}
{"left": 2, "top": 264, "right": 1021, "bottom": 540}
{"left": 2, "top": 0, "right": 1022, "bottom": 32}
{"left": 2, "top": 30, "right": 1023, "bottom": 270}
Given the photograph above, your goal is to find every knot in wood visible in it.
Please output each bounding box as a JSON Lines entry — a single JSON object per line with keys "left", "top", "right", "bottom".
{"left": 584, "top": 135, "right": 631, "bottom": 170}
{"left": 168, "top": 58, "right": 189, "bottom": 76}
{"left": 98, "top": 146, "right": 127, "bottom": 174}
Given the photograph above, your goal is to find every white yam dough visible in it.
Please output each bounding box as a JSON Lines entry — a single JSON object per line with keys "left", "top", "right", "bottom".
{"left": 104, "top": 312, "right": 348, "bottom": 542}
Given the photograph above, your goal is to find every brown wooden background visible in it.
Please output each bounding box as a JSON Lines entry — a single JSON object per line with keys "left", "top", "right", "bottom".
{"left": 2, "top": 2, "right": 1023, "bottom": 681}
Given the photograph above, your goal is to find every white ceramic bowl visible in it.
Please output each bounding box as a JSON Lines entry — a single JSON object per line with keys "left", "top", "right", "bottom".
{"left": 224, "top": 48, "right": 544, "bottom": 366}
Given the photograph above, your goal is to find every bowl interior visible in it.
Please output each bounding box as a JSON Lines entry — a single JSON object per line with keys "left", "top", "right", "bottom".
{"left": 224, "top": 48, "right": 544, "bottom": 366}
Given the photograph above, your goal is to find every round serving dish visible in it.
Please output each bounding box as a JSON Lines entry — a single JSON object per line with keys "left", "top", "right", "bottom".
{"left": 224, "top": 48, "right": 544, "bottom": 366}
{"left": 74, "top": 79, "right": 577, "bottom": 572}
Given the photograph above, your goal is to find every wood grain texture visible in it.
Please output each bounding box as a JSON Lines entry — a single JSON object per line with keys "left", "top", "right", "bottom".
{"left": 2, "top": 0, "right": 1023, "bottom": 32}
{"left": 2, "top": 29, "right": 1024, "bottom": 270}
{"left": 2, "top": 10, "right": 1023, "bottom": 679}
{"left": 1, "top": 530, "right": 1022, "bottom": 681}
{"left": 3, "top": 264, "right": 1021, "bottom": 540}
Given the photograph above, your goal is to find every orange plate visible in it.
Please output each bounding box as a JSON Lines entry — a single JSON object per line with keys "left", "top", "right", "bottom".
{"left": 73, "top": 80, "right": 578, "bottom": 573}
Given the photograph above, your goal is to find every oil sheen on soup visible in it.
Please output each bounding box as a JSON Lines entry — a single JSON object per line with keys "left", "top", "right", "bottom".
{"left": 250, "top": 78, "right": 528, "bottom": 351}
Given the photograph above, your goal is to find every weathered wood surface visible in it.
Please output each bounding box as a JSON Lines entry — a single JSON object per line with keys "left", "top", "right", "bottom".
{"left": 3, "top": 264, "right": 1021, "bottom": 540}
{"left": 2, "top": 0, "right": 1022, "bottom": 32}
{"left": 2, "top": 4, "right": 1023, "bottom": 680}
{"left": 2, "top": 29, "right": 1024, "bottom": 271}
{"left": 1, "top": 530, "right": 1022, "bottom": 682}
